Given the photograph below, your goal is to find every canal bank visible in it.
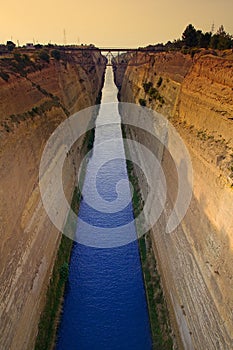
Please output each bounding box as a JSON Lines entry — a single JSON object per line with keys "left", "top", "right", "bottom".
{"left": 34, "top": 86, "right": 104, "bottom": 350}
{"left": 34, "top": 119, "right": 99, "bottom": 350}
{"left": 121, "top": 122, "right": 175, "bottom": 349}
{"left": 124, "top": 154, "right": 175, "bottom": 350}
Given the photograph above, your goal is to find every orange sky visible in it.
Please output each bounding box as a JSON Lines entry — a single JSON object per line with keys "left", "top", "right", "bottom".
{"left": 1, "top": 0, "right": 233, "bottom": 47}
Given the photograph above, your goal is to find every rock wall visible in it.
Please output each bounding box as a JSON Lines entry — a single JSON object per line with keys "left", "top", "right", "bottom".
{"left": 178, "top": 54, "right": 233, "bottom": 148}
{"left": 116, "top": 51, "right": 233, "bottom": 349}
{"left": 0, "top": 51, "right": 106, "bottom": 349}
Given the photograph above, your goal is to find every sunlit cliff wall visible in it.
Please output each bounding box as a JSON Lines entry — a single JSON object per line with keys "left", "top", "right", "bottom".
{"left": 116, "top": 51, "right": 233, "bottom": 349}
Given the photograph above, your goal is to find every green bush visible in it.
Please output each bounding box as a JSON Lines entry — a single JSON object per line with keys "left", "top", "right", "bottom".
{"left": 12, "top": 52, "right": 32, "bottom": 65}
{"left": 157, "top": 77, "right": 163, "bottom": 87}
{"left": 143, "top": 81, "right": 153, "bottom": 93}
{"left": 38, "top": 50, "right": 50, "bottom": 63}
{"left": 60, "top": 262, "right": 69, "bottom": 282}
{"left": 148, "top": 87, "right": 158, "bottom": 98}
{"left": 158, "top": 95, "right": 165, "bottom": 104}
{"left": 51, "top": 49, "right": 61, "bottom": 61}
{"left": 14, "top": 53, "right": 21, "bottom": 62}
{"left": 0, "top": 71, "right": 10, "bottom": 82}
{"left": 139, "top": 98, "right": 146, "bottom": 106}
{"left": 22, "top": 54, "right": 30, "bottom": 62}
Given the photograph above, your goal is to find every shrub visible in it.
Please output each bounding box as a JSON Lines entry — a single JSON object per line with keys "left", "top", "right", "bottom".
{"left": 60, "top": 262, "right": 69, "bottom": 282}
{"left": 32, "top": 106, "right": 39, "bottom": 114}
{"left": 51, "top": 49, "right": 61, "bottom": 61}
{"left": 0, "top": 71, "right": 10, "bottom": 82}
{"left": 14, "top": 53, "right": 21, "bottom": 62}
{"left": 158, "top": 95, "right": 165, "bottom": 104}
{"left": 157, "top": 77, "right": 163, "bottom": 87}
{"left": 149, "top": 87, "right": 158, "bottom": 98}
{"left": 143, "top": 81, "right": 153, "bottom": 93}
{"left": 13, "top": 53, "right": 31, "bottom": 69}
{"left": 139, "top": 98, "right": 146, "bottom": 106}
{"left": 38, "top": 50, "right": 50, "bottom": 63}
{"left": 22, "top": 54, "right": 30, "bottom": 62}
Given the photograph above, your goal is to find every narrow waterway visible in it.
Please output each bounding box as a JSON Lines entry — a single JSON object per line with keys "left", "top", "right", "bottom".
{"left": 56, "top": 67, "right": 152, "bottom": 350}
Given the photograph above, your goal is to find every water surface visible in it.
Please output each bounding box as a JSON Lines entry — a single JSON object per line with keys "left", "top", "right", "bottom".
{"left": 56, "top": 67, "right": 152, "bottom": 350}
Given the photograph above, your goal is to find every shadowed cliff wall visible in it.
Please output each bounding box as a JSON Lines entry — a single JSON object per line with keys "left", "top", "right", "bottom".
{"left": 0, "top": 50, "right": 106, "bottom": 349}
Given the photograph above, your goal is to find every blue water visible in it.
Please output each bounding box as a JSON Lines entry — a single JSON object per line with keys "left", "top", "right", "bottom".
{"left": 56, "top": 67, "right": 152, "bottom": 350}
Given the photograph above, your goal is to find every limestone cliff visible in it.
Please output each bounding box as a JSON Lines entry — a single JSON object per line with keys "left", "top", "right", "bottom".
{"left": 0, "top": 50, "right": 106, "bottom": 349}
{"left": 116, "top": 51, "right": 233, "bottom": 349}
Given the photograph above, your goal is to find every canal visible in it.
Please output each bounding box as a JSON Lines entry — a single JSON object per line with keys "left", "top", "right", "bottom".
{"left": 56, "top": 66, "right": 152, "bottom": 350}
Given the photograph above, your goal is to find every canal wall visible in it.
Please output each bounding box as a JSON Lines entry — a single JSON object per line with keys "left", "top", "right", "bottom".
{"left": 0, "top": 50, "right": 106, "bottom": 349}
{"left": 115, "top": 50, "right": 233, "bottom": 349}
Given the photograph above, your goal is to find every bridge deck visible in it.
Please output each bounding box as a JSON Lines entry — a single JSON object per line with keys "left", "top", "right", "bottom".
{"left": 61, "top": 47, "right": 163, "bottom": 53}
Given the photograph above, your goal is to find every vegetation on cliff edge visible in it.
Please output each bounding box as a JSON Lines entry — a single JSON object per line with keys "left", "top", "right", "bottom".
{"left": 121, "top": 125, "right": 174, "bottom": 349}
{"left": 34, "top": 187, "right": 80, "bottom": 350}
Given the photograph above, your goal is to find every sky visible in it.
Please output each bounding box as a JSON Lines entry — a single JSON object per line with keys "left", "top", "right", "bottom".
{"left": 1, "top": 0, "right": 233, "bottom": 47}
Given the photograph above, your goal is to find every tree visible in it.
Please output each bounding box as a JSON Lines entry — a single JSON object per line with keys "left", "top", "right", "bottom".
{"left": 210, "top": 35, "right": 219, "bottom": 49}
{"left": 201, "top": 32, "right": 212, "bottom": 48}
{"left": 197, "top": 31, "right": 212, "bottom": 48}
{"left": 217, "top": 25, "right": 225, "bottom": 35}
{"left": 169, "top": 39, "right": 183, "bottom": 50}
{"left": 218, "top": 34, "right": 232, "bottom": 49}
{"left": 34, "top": 44, "right": 43, "bottom": 49}
{"left": 182, "top": 24, "right": 198, "bottom": 47}
{"left": 210, "top": 25, "right": 233, "bottom": 50}
{"left": 6, "top": 40, "right": 16, "bottom": 52}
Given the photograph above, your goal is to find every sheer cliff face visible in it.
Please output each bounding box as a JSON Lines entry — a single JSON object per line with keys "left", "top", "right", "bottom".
{"left": 178, "top": 54, "right": 233, "bottom": 148}
{"left": 0, "top": 51, "right": 106, "bottom": 350}
{"left": 116, "top": 51, "right": 233, "bottom": 349}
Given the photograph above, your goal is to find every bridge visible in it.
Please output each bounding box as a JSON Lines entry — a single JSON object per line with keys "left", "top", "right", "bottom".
{"left": 61, "top": 46, "right": 164, "bottom": 66}
{"left": 61, "top": 46, "right": 163, "bottom": 52}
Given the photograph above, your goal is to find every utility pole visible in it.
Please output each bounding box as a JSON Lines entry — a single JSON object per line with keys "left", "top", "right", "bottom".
{"left": 211, "top": 22, "right": 215, "bottom": 34}
{"left": 63, "top": 29, "right": 67, "bottom": 46}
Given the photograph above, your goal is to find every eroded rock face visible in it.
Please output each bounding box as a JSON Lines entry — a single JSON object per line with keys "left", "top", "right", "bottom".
{"left": 179, "top": 54, "right": 233, "bottom": 148}
{"left": 116, "top": 51, "right": 233, "bottom": 349}
{"left": 0, "top": 51, "right": 106, "bottom": 349}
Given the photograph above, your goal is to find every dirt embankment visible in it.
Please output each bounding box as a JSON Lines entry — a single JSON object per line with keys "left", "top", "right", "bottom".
{"left": 116, "top": 50, "right": 233, "bottom": 349}
{"left": 0, "top": 51, "right": 106, "bottom": 350}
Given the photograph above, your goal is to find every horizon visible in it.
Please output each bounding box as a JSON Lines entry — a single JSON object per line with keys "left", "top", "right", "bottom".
{"left": 1, "top": 0, "right": 233, "bottom": 47}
